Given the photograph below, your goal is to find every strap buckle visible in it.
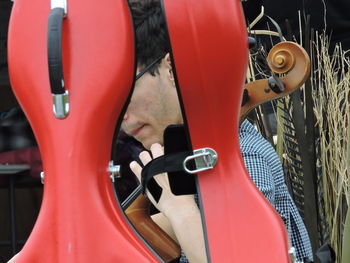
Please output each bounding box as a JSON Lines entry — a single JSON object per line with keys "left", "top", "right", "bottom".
{"left": 51, "top": 0, "right": 67, "bottom": 15}
{"left": 183, "top": 148, "right": 218, "bottom": 174}
{"left": 53, "top": 90, "right": 70, "bottom": 119}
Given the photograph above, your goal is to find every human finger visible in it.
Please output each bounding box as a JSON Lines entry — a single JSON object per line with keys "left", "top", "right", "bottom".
{"left": 150, "top": 143, "right": 164, "bottom": 159}
{"left": 139, "top": 150, "right": 152, "bottom": 166}
{"left": 149, "top": 144, "right": 170, "bottom": 189}
{"left": 129, "top": 161, "right": 142, "bottom": 182}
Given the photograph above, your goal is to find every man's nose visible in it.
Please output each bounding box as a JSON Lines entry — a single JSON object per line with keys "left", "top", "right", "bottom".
{"left": 123, "top": 112, "right": 129, "bottom": 120}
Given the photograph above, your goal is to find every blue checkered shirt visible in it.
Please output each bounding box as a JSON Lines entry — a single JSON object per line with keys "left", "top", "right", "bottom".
{"left": 180, "top": 120, "right": 313, "bottom": 262}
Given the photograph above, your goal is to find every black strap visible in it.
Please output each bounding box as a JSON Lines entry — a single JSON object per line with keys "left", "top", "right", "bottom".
{"left": 141, "top": 151, "right": 191, "bottom": 202}
{"left": 48, "top": 7, "right": 65, "bottom": 95}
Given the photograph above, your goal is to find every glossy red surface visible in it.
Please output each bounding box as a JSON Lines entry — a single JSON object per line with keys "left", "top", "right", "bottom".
{"left": 163, "top": 0, "right": 291, "bottom": 262}
{"left": 8, "top": 0, "right": 291, "bottom": 261}
{"left": 8, "top": 0, "right": 158, "bottom": 262}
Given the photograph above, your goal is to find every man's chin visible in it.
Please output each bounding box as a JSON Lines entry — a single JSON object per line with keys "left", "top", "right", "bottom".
{"left": 140, "top": 137, "right": 163, "bottom": 150}
{"left": 142, "top": 141, "right": 155, "bottom": 151}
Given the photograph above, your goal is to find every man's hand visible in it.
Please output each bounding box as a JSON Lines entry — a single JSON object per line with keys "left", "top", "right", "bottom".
{"left": 129, "top": 143, "right": 196, "bottom": 217}
{"left": 130, "top": 143, "right": 207, "bottom": 263}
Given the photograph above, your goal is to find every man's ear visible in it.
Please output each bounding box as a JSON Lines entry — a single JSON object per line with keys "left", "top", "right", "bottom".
{"left": 164, "top": 53, "right": 175, "bottom": 83}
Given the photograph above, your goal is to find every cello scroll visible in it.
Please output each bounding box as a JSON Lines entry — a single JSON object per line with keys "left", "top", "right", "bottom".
{"left": 240, "top": 41, "right": 311, "bottom": 122}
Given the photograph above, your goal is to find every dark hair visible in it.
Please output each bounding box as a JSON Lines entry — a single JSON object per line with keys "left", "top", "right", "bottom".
{"left": 128, "top": 0, "right": 169, "bottom": 75}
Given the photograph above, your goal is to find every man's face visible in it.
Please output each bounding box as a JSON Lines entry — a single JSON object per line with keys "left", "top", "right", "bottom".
{"left": 122, "top": 54, "right": 183, "bottom": 149}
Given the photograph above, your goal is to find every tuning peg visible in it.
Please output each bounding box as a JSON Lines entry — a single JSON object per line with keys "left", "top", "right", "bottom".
{"left": 268, "top": 76, "right": 285, "bottom": 94}
{"left": 241, "top": 88, "right": 249, "bottom": 106}
{"left": 248, "top": 37, "right": 257, "bottom": 49}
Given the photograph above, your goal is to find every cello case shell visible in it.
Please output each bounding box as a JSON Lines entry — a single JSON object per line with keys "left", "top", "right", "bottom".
{"left": 8, "top": 0, "right": 160, "bottom": 262}
{"left": 163, "top": 0, "right": 291, "bottom": 262}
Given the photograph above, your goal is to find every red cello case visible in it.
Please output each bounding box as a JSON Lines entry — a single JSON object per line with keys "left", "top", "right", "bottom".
{"left": 163, "top": 0, "right": 291, "bottom": 262}
{"left": 8, "top": 0, "right": 160, "bottom": 261}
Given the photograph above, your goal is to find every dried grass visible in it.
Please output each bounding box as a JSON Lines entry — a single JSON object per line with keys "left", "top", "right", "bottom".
{"left": 312, "top": 33, "right": 350, "bottom": 262}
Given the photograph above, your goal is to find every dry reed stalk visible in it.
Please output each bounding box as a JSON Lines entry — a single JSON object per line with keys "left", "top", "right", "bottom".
{"left": 312, "top": 33, "right": 350, "bottom": 263}
{"left": 342, "top": 123, "right": 350, "bottom": 263}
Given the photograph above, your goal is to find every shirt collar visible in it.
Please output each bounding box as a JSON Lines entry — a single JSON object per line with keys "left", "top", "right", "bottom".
{"left": 239, "top": 119, "right": 259, "bottom": 140}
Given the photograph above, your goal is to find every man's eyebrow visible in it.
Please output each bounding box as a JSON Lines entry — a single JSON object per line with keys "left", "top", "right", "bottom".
{"left": 135, "top": 55, "right": 164, "bottom": 80}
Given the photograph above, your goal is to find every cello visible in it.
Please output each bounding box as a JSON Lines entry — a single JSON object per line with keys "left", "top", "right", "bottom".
{"left": 124, "top": 40, "right": 311, "bottom": 262}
